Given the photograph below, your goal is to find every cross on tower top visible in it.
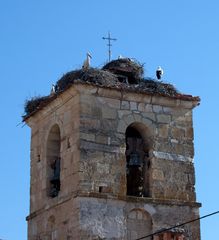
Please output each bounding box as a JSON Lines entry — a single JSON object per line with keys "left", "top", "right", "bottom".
{"left": 102, "top": 32, "right": 117, "bottom": 62}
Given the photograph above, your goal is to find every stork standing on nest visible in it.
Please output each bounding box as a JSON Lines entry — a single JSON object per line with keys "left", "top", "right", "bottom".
{"left": 156, "top": 66, "right": 164, "bottom": 80}
{"left": 82, "top": 52, "right": 92, "bottom": 69}
{"left": 51, "top": 84, "right": 56, "bottom": 94}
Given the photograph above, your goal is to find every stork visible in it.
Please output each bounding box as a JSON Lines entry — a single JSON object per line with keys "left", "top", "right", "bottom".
{"left": 82, "top": 52, "right": 92, "bottom": 69}
{"left": 156, "top": 66, "right": 164, "bottom": 80}
{"left": 51, "top": 84, "right": 56, "bottom": 94}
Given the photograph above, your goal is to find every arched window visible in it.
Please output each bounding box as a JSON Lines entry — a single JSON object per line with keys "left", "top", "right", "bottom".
{"left": 126, "top": 124, "right": 150, "bottom": 197}
{"left": 46, "top": 124, "right": 61, "bottom": 198}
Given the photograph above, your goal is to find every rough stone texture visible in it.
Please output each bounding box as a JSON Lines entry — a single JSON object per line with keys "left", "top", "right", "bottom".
{"left": 25, "top": 84, "right": 201, "bottom": 240}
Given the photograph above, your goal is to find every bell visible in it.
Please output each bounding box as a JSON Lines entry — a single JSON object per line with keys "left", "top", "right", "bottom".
{"left": 50, "top": 173, "right": 60, "bottom": 183}
{"left": 50, "top": 158, "right": 60, "bottom": 183}
{"left": 129, "top": 152, "right": 142, "bottom": 166}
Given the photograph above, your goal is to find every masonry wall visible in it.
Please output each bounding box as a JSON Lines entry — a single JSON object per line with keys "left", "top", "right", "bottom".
{"left": 27, "top": 88, "right": 81, "bottom": 240}
{"left": 78, "top": 196, "right": 200, "bottom": 240}
{"left": 78, "top": 85, "right": 197, "bottom": 201}
{"left": 76, "top": 84, "right": 200, "bottom": 239}
{"left": 26, "top": 84, "right": 201, "bottom": 240}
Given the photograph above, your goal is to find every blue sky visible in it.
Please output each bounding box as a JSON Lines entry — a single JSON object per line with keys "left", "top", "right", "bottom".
{"left": 0, "top": 1, "right": 218, "bottom": 239}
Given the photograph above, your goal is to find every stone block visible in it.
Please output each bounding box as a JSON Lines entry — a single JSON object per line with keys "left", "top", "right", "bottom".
{"left": 157, "top": 124, "right": 169, "bottom": 138}
{"left": 97, "top": 97, "right": 120, "bottom": 109}
{"left": 142, "top": 112, "right": 156, "bottom": 121}
{"left": 157, "top": 114, "right": 171, "bottom": 123}
{"left": 102, "top": 107, "right": 117, "bottom": 119}
{"left": 117, "top": 120, "right": 127, "bottom": 133}
{"left": 163, "top": 106, "right": 175, "bottom": 114}
{"left": 152, "top": 105, "right": 163, "bottom": 113}
{"left": 80, "top": 132, "right": 95, "bottom": 142}
{"left": 80, "top": 117, "right": 100, "bottom": 130}
{"left": 145, "top": 104, "right": 153, "bottom": 112}
{"left": 75, "top": 83, "right": 98, "bottom": 94}
{"left": 123, "top": 92, "right": 146, "bottom": 102}
{"left": 96, "top": 135, "right": 109, "bottom": 145}
{"left": 101, "top": 119, "right": 118, "bottom": 133}
{"left": 130, "top": 101, "right": 138, "bottom": 110}
{"left": 133, "top": 113, "right": 142, "bottom": 122}
{"left": 141, "top": 117, "right": 153, "bottom": 127}
{"left": 138, "top": 102, "right": 145, "bottom": 112}
{"left": 152, "top": 169, "right": 164, "bottom": 180}
{"left": 118, "top": 110, "right": 131, "bottom": 119}
{"left": 185, "top": 127, "right": 194, "bottom": 139}
{"left": 121, "top": 100, "right": 130, "bottom": 110}
{"left": 152, "top": 96, "right": 181, "bottom": 107}
{"left": 123, "top": 114, "right": 134, "bottom": 126}
{"left": 180, "top": 99, "right": 197, "bottom": 109}
{"left": 97, "top": 88, "right": 121, "bottom": 99}
{"left": 97, "top": 163, "right": 110, "bottom": 174}
{"left": 171, "top": 127, "right": 185, "bottom": 139}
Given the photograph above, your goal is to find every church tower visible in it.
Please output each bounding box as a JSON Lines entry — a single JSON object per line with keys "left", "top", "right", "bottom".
{"left": 24, "top": 58, "right": 201, "bottom": 240}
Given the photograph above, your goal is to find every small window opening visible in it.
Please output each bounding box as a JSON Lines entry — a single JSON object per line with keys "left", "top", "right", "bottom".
{"left": 37, "top": 154, "right": 41, "bottom": 162}
{"left": 67, "top": 137, "right": 71, "bottom": 149}
{"left": 47, "top": 124, "right": 61, "bottom": 198}
{"left": 126, "top": 126, "right": 149, "bottom": 197}
{"left": 99, "top": 186, "right": 103, "bottom": 193}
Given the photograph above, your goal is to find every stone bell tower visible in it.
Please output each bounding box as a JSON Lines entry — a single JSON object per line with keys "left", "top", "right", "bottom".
{"left": 24, "top": 58, "right": 201, "bottom": 240}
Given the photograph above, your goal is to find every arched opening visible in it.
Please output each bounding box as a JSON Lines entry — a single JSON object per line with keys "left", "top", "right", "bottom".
{"left": 127, "top": 209, "right": 152, "bottom": 240}
{"left": 47, "top": 124, "right": 61, "bottom": 198}
{"left": 126, "top": 124, "right": 150, "bottom": 197}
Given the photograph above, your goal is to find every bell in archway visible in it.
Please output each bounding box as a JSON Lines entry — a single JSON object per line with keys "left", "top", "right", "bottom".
{"left": 129, "top": 151, "right": 142, "bottom": 166}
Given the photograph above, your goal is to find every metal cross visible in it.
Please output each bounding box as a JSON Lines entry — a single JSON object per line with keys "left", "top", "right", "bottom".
{"left": 102, "top": 32, "right": 117, "bottom": 62}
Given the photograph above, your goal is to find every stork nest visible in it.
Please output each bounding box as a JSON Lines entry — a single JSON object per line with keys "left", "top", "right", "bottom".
{"left": 56, "top": 68, "right": 118, "bottom": 91}
{"left": 24, "top": 95, "right": 53, "bottom": 117}
{"left": 23, "top": 58, "right": 180, "bottom": 118}
{"left": 102, "top": 58, "right": 144, "bottom": 84}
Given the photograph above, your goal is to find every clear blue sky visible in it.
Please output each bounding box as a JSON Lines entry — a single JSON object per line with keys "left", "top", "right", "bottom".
{"left": 0, "top": 1, "right": 218, "bottom": 239}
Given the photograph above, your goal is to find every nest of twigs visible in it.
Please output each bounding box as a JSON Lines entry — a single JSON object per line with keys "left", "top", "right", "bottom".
{"left": 56, "top": 68, "right": 118, "bottom": 91}
{"left": 23, "top": 58, "right": 180, "bottom": 118}
{"left": 102, "top": 58, "right": 144, "bottom": 84}
{"left": 24, "top": 95, "right": 54, "bottom": 116}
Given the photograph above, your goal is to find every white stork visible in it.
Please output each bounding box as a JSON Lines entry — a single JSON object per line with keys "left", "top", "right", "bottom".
{"left": 82, "top": 52, "right": 92, "bottom": 69}
{"left": 156, "top": 66, "right": 164, "bottom": 80}
{"left": 51, "top": 84, "right": 56, "bottom": 94}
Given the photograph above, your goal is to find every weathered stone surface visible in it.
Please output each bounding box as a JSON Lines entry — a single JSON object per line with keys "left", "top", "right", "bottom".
{"left": 26, "top": 84, "right": 200, "bottom": 240}
{"left": 97, "top": 87, "right": 121, "bottom": 99}
{"left": 153, "top": 105, "right": 163, "bottom": 113}
{"left": 153, "top": 151, "right": 193, "bottom": 162}
{"left": 121, "top": 100, "right": 130, "bottom": 110}
{"left": 97, "top": 96, "right": 121, "bottom": 109}
{"left": 142, "top": 112, "right": 156, "bottom": 121}
{"left": 156, "top": 114, "right": 171, "bottom": 123}
{"left": 102, "top": 107, "right": 117, "bottom": 119}
{"left": 152, "top": 169, "right": 164, "bottom": 180}
{"left": 152, "top": 95, "right": 181, "bottom": 107}
{"left": 80, "top": 132, "right": 95, "bottom": 142}
{"left": 80, "top": 198, "right": 126, "bottom": 239}
{"left": 117, "top": 119, "right": 128, "bottom": 133}
{"left": 130, "top": 101, "right": 137, "bottom": 110}
{"left": 118, "top": 110, "right": 131, "bottom": 119}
